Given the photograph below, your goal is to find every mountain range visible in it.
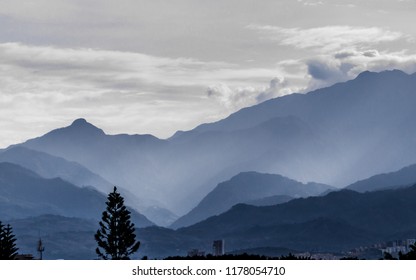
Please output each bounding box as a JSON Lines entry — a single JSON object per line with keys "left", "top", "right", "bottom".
{"left": 178, "top": 184, "right": 416, "bottom": 253}
{"left": 2, "top": 69, "right": 416, "bottom": 258}
{"left": 11, "top": 69, "right": 416, "bottom": 217}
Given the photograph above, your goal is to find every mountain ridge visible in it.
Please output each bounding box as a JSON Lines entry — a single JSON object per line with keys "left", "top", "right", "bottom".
{"left": 178, "top": 184, "right": 416, "bottom": 253}
{"left": 190, "top": 69, "right": 413, "bottom": 134}
{"left": 171, "top": 171, "right": 333, "bottom": 229}
{"left": 345, "top": 162, "right": 416, "bottom": 192}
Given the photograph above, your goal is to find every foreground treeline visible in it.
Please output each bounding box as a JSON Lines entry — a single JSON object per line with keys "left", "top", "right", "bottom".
{"left": 165, "top": 249, "right": 416, "bottom": 260}
{"left": 165, "top": 253, "right": 310, "bottom": 260}
{"left": 383, "top": 244, "right": 416, "bottom": 260}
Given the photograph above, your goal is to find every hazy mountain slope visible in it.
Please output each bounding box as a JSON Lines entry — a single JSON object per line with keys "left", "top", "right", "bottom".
{"left": 0, "top": 146, "right": 175, "bottom": 226}
{"left": 172, "top": 171, "right": 333, "bottom": 228}
{"left": 0, "top": 162, "right": 153, "bottom": 227}
{"left": 160, "top": 115, "right": 329, "bottom": 213}
{"left": 0, "top": 146, "right": 113, "bottom": 192}
{"left": 17, "top": 119, "right": 178, "bottom": 223}
{"left": 244, "top": 195, "right": 293, "bottom": 207}
{"left": 20, "top": 118, "right": 167, "bottom": 205}
{"left": 193, "top": 70, "right": 416, "bottom": 134}
{"left": 180, "top": 70, "right": 416, "bottom": 186}
{"left": 18, "top": 115, "right": 325, "bottom": 215}
{"left": 14, "top": 70, "right": 416, "bottom": 216}
{"left": 345, "top": 163, "right": 416, "bottom": 192}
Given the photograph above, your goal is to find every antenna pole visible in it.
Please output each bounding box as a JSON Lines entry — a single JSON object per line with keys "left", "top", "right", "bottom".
{"left": 37, "top": 238, "right": 45, "bottom": 260}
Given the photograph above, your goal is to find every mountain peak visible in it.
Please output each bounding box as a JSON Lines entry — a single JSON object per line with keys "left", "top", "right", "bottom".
{"left": 355, "top": 69, "right": 408, "bottom": 80}
{"left": 71, "top": 118, "right": 88, "bottom": 126}
{"left": 355, "top": 70, "right": 372, "bottom": 79}
{"left": 66, "top": 118, "right": 105, "bottom": 136}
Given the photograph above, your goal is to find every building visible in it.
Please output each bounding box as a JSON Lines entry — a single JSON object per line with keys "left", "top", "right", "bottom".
{"left": 212, "top": 240, "right": 225, "bottom": 256}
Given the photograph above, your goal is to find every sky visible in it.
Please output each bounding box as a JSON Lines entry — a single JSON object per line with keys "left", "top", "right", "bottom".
{"left": 1, "top": 0, "right": 416, "bottom": 148}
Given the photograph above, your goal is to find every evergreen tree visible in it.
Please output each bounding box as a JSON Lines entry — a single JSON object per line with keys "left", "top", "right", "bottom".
{"left": 0, "top": 221, "right": 19, "bottom": 260}
{"left": 95, "top": 187, "right": 140, "bottom": 260}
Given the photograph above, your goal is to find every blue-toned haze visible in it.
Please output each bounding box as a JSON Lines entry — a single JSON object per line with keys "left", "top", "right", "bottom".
{"left": 0, "top": 0, "right": 415, "bottom": 147}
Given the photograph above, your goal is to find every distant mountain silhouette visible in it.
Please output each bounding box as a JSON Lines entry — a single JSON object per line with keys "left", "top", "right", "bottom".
{"left": 172, "top": 171, "right": 333, "bottom": 228}
{"left": 345, "top": 163, "right": 416, "bottom": 192}
{"left": 0, "top": 162, "right": 153, "bottom": 227}
{"left": 179, "top": 185, "right": 416, "bottom": 252}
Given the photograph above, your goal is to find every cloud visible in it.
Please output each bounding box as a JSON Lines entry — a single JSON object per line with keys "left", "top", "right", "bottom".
{"left": 303, "top": 49, "right": 416, "bottom": 90}
{"left": 337, "top": 50, "right": 416, "bottom": 75}
{"left": 247, "top": 25, "right": 406, "bottom": 52}
{"left": 362, "top": 49, "right": 380, "bottom": 57}
{"left": 248, "top": 24, "right": 416, "bottom": 91}
{"left": 0, "top": 42, "right": 235, "bottom": 90}
{"left": 207, "top": 84, "right": 258, "bottom": 110}
{"left": 307, "top": 59, "right": 347, "bottom": 81}
{"left": 207, "top": 76, "right": 290, "bottom": 110}
{"left": 256, "top": 77, "right": 288, "bottom": 102}
{"left": 335, "top": 3, "right": 356, "bottom": 8}
{"left": 211, "top": 21, "right": 416, "bottom": 111}
{"left": 297, "top": 0, "right": 324, "bottom": 6}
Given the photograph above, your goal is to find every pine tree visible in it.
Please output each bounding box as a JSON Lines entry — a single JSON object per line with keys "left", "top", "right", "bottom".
{"left": 0, "top": 221, "right": 19, "bottom": 260}
{"left": 95, "top": 187, "right": 140, "bottom": 260}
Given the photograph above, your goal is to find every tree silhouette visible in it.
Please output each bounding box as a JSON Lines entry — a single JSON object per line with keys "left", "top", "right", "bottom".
{"left": 95, "top": 187, "right": 140, "bottom": 260}
{"left": 0, "top": 221, "right": 19, "bottom": 260}
{"left": 399, "top": 243, "right": 416, "bottom": 260}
